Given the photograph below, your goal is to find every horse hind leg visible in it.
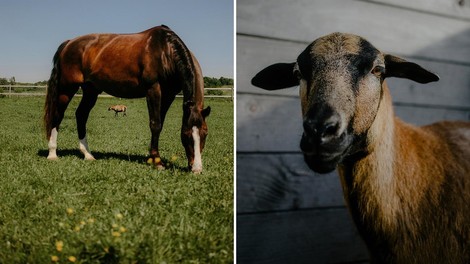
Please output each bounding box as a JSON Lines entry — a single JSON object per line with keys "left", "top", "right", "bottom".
{"left": 46, "top": 86, "right": 79, "bottom": 160}
{"left": 76, "top": 84, "right": 100, "bottom": 160}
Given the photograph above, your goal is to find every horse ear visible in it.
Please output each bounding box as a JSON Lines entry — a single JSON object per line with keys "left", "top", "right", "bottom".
{"left": 202, "top": 106, "right": 211, "bottom": 119}
{"left": 384, "top": 54, "right": 439, "bottom": 84}
{"left": 252, "top": 62, "right": 299, "bottom": 90}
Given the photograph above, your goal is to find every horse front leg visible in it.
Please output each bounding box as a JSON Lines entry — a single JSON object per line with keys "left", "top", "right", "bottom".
{"left": 146, "top": 83, "right": 164, "bottom": 169}
{"left": 75, "top": 85, "right": 100, "bottom": 160}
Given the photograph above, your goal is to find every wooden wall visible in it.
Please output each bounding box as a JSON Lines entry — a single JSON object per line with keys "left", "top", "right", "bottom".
{"left": 236, "top": 0, "right": 470, "bottom": 263}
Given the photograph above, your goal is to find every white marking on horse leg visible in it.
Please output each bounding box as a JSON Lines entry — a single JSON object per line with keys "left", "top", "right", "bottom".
{"left": 47, "top": 127, "right": 58, "bottom": 160}
{"left": 79, "top": 136, "right": 95, "bottom": 160}
{"left": 191, "top": 126, "right": 203, "bottom": 173}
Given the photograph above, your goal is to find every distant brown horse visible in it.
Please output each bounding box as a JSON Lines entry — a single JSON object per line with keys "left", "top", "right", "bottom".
{"left": 44, "top": 25, "right": 210, "bottom": 173}
{"left": 108, "top": 104, "right": 127, "bottom": 117}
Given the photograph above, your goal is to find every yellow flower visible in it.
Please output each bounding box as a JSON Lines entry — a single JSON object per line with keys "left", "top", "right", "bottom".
{"left": 68, "top": 256, "right": 77, "bottom": 262}
{"left": 66, "top": 208, "right": 74, "bottom": 215}
{"left": 112, "top": 223, "right": 118, "bottom": 229}
{"left": 55, "top": 241, "right": 64, "bottom": 252}
{"left": 112, "top": 231, "right": 121, "bottom": 237}
{"left": 119, "top": 226, "right": 127, "bottom": 233}
{"left": 80, "top": 220, "right": 86, "bottom": 226}
{"left": 115, "top": 213, "right": 123, "bottom": 219}
{"left": 171, "top": 155, "right": 178, "bottom": 162}
{"left": 74, "top": 226, "right": 81, "bottom": 232}
{"left": 51, "top": 255, "right": 59, "bottom": 262}
{"left": 87, "top": 218, "right": 95, "bottom": 224}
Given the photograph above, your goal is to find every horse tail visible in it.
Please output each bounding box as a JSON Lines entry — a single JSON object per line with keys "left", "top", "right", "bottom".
{"left": 44, "top": 40, "right": 68, "bottom": 139}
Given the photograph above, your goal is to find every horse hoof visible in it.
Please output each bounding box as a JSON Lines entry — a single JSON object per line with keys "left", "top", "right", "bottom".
{"left": 191, "top": 167, "right": 203, "bottom": 174}
{"left": 47, "top": 155, "right": 59, "bottom": 161}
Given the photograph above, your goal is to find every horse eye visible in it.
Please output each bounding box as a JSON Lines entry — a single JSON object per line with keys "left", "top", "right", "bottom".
{"left": 371, "top": 66, "right": 385, "bottom": 76}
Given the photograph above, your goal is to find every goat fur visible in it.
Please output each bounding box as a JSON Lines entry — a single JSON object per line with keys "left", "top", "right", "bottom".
{"left": 339, "top": 82, "right": 470, "bottom": 263}
{"left": 252, "top": 33, "right": 470, "bottom": 263}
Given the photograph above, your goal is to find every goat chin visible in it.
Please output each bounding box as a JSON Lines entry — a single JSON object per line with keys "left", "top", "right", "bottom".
{"left": 302, "top": 152, "right": 339, "bottom": 174}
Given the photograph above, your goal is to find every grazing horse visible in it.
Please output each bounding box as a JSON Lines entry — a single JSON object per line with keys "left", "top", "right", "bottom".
{"left": 108, "top": 104, "right": 127, "bottom": 117}
{"left": 44, "top": 25, "right": 211, "bottom": 173}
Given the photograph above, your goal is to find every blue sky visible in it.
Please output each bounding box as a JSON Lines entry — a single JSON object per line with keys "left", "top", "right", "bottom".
{"left": 0, "top": 0, "right": 234, "bottom": 83}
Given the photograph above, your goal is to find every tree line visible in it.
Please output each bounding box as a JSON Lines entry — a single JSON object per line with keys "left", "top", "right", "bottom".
{"left": 1, "top": 76, "right": 233, "bottom": 87}
{"left": 0, "top": 77, "right": 16, "bottom": 85}
{"left": 204, "top": 77, "right": 233, "bottom": 88}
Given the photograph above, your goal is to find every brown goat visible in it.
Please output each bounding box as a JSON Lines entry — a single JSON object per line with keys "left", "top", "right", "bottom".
{"left": 108, "top": 104, "right": 127, "bottom": 117}
{"left": 252, "top": 33, "right": 470, "bottom": 263}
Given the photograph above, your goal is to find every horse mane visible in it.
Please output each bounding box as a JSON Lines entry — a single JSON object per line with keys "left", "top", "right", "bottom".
{"left": 164, "top": 26, "right": 197, "bottom": 104}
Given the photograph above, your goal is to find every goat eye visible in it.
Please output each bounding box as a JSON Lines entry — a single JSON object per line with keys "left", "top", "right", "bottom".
{"left": 371, "top": 66, "right": 385, "bottom": 76}
{"left": 293, "top": 69, "right": 302, "bottom": 80}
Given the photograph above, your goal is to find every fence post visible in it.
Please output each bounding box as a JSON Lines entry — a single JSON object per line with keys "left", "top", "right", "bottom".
{"left": 8, "top": 84, "right": 11, "bottom": 97}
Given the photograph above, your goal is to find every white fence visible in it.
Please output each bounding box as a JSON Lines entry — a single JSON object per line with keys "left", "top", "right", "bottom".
{"left": 0, "top": 85, "right": 233, "bottom": 100}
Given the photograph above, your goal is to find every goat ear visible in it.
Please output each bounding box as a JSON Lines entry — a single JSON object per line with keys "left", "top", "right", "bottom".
{"left": 252, "top": 62, "right": 299, "bottom": 90}
{"left": 384, "top": 54, "right": 439, "bottom": 84}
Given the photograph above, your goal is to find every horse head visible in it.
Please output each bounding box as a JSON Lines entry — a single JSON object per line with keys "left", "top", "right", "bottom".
{"left": 181, "top": 101, "right": 211, "bottom": 173}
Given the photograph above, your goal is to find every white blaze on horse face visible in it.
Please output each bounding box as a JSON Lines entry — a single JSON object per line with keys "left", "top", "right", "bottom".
{"left": 47, "top": 127, "right": 58, "bottom": 160}
{"left": 79, "top": 136, "right": 95, "bottom": 160}
{"left": 191, "top": 126, "right": 203, "bottom": 173}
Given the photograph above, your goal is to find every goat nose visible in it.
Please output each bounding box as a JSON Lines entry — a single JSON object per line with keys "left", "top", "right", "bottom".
{"left": 303, "top": 118, "right": 318, "bottom": 135}
{"left": 303, "top": 118, "right": 340, "bottom": 140}
{"left": 322, "top": 122, "right": 339, "bottom": 138}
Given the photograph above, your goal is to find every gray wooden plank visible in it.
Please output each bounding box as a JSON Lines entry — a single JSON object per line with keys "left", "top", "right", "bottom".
{"left": 237, "top": 94, "right": 302, "bottom": 152}
{"left": 237, "top": 36, "right": 306, "bottom": 97}
{"left": 238, "top": 35, "right": 470, "bottom": 108}
{"left": 237, "top": 208, "right": 370, "bottom": 264}
{"left": 365, "top": 0, "right": 470, "bottom": 21}
{"left": 394, "top": 104, "right": 470, "bottom": 126}
{"left": 237, "top": 154, "right": 343, "bottom": 214}
{"left": 237, "top": 0, "right": 470, "bottom": 64}
{"left": 237, "top": 93, "right": 470, "bottom": 152}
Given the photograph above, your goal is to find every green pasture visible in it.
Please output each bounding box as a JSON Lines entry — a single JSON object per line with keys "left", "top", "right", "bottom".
{"left": 0, "top": 96, "right": 233, "bottom": 263}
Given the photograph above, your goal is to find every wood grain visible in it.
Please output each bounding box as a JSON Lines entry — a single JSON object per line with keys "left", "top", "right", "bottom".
{"left": 364, "top": 0, "right": 470, "bottom": 21}
{"left": 237, "top": 0, "right": 470, "bottom": 64}
{"left": 237, "top": 154, "right": 343, "bottom": 213}
{"left": 237, "top": 208, "right": 369, "bottom": 264}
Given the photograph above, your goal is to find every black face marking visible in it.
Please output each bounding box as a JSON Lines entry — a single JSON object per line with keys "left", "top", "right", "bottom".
{"left": 348, "top": 39, "right": 381, "bottom": 90}
{"left": 296, "top": 44, "right": 315, "bottom": 82}
{"left": 297, "top": 37, "right": 381, "bottom": 95}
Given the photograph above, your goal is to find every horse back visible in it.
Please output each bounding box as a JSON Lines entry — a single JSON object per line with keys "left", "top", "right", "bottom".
{"left": 58, "top": 26, "right": 175, "bottom": 98}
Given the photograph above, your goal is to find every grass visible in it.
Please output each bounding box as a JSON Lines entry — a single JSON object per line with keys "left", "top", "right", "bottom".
{"left": 0, "top": 96, "right": 233, "bottom": 263}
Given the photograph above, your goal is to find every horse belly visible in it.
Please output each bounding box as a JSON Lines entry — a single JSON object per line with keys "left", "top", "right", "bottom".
{"left": 87, "top": 62, "right": 147, "bottom": 98}
{"left": 98, "top": 81, "right": 148, "bottom": 99}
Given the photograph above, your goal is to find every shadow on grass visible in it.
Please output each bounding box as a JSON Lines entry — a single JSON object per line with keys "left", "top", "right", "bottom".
{"left": 37, "top": 149, "right": 191, "bottom": 171}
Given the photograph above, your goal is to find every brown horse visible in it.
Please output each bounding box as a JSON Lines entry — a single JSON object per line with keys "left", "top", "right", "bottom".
{"left": 44, "top": 25, "right": 210, "bottom": 173}
{"left": 108, "top": 104, "right": 127, "bottom": 117}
